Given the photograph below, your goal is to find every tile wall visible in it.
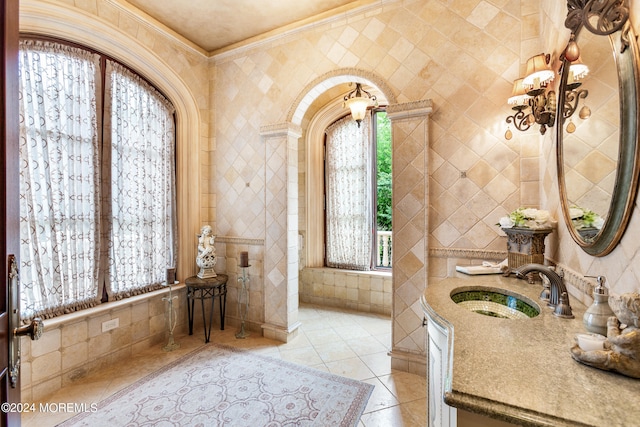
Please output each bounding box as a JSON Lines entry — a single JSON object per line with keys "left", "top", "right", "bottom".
{"left": 300, "top": 268, "right": 393, "bottom": 315}
{"left": 211, "top": 0, "right": 541, "bottom": 367}
{"left": 20, "top": 286, "right": 190, "bottom": 402}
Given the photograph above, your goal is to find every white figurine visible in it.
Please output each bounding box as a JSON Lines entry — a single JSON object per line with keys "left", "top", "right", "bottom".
{"left": 196, "top": 225, "right": 217, "bottom": 278}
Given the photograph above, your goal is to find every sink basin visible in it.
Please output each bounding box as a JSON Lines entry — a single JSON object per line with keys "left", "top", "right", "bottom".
{"left": 450, "top": 287, "right": 540, "bottom": 319}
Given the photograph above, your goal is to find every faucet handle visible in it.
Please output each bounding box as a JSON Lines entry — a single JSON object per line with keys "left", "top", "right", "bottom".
{"left": 554, "top": 292, "right": 574, "bottom": 319}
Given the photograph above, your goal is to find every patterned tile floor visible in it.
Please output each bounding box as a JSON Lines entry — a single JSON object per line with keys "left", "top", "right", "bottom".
{"left": 22, "top": 303, "right": 427, "bottom": 426}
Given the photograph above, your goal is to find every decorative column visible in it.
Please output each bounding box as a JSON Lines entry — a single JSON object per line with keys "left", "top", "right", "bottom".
{"left": 260, "top": 123, "right": 302, "bottom": 342}
{"left": 503, "top": 227, "right": 553, "bottom": 269}
{"left": 387, "top": 100, "right": 433, "bottom": 375}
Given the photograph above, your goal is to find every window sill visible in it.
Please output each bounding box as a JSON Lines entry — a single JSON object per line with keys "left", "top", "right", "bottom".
{"left": 303, "top": 267, "right": 391, "bottom": 278}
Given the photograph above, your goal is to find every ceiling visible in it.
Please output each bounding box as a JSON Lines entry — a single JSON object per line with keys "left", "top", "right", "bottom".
{"left": 123, "top": 0, "right": 371, "bottom": 54}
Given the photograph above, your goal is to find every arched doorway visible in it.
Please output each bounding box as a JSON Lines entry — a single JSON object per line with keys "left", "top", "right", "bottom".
{"left": 263, "top": 69, "right": 432, "bottom": 376}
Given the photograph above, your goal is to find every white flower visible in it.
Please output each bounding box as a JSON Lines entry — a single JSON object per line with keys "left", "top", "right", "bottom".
{"left": 593, "top": 216, "right": 604, "bottom": 230}
{"left": 499, "top": 216, "right": 515, "bottom": 228}
{"left": 534, "top": 210, "right": 550, "bottom": 223}
{"left": 570, "top": 205, "right": 604, "bottom": 229}
{"left": 497, "top": 207, "right": 554, "bottom": 229}
{"left": 569, "top": 207, "right": 584, "bottom": 219}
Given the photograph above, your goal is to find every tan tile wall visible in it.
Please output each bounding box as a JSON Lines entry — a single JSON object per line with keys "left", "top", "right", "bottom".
{"left": 214, "top": 1, "right": 543, "bottom": 251}
{"left": 22, "top": 0, "right": 640, "bottom": 398}
{"left": 211, "top": 0, "right": 542, "bottom": 362}
{"left": 21, "top": 287, "right": 190, "bottom": 402}
{"left": 387, "top": 101, "right": 432, "bottom": 364}
{"left": 300, "top": 268, "right": 393, "bottom": 315}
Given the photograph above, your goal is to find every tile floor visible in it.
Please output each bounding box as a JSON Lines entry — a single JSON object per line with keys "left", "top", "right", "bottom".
{"left": 22, "top": 303, "right": 427, "bottom": 426}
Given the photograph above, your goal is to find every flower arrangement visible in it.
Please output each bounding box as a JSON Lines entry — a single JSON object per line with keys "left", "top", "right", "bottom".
{"left": 569, "top": 205, "right": 604, "bottom": 230}
{"left": 497, "top": 207, "right": 553, "bottom": 229}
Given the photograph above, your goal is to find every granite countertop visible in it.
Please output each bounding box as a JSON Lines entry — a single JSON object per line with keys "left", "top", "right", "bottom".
{"left": 422, "top": 273, "right": 640, "bottom": 427}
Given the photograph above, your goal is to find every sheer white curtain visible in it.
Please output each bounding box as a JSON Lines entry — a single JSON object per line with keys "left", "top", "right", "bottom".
{"left": 18, "top": 41, "right": 177, "bottom": 319}
{"left": 325, "top": 114, "right": 374, "bottom": 270}
{"left": 18, "top": 40, "right": 102, "bottom": 318}
{"left": 105, "top": 60, "right": 177, "bottom": 299}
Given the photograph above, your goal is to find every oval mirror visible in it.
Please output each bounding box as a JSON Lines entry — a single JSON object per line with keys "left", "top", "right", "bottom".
{"left": 557, "top": 17, "right": 640, "bottom": 256}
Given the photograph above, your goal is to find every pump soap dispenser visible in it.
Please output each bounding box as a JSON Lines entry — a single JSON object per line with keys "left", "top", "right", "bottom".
{"left": 583, "top": 276, "right": 614, "bottom": 336}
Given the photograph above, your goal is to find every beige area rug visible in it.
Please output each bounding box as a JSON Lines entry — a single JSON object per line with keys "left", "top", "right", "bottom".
{"left": 58, "top": 343, "right": 374, "bottom": 427}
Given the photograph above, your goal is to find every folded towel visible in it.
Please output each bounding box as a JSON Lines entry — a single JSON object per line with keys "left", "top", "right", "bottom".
{"left": 456, "top": 259, "right": 508, "bottom": 275}
{"left": 455, "top": 265, "right": 502, "bottom": 275}
{"left": 482, "top": 259, "right": 508, "bottom": 268}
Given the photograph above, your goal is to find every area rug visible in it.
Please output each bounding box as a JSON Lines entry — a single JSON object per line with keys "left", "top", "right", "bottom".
{"left": 58, "top": 343, "right": 374, "bottom": 427}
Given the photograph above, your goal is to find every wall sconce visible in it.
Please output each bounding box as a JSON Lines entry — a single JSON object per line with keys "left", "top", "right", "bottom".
{"left": 343, "top": 83, "right": 377, "bottom": 127}
{"left": 505, "top": 53, "right": 557, "bottom": 139}
{"left": 504, "top": 79, "right": 531, "bottom": 140}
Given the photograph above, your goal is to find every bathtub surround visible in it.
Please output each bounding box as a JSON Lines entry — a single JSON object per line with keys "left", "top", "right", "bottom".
{"left": 58, "top": 342, "right": 374, "bottom": 427}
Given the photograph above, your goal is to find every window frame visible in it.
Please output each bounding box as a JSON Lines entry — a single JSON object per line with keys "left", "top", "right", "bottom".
{"left": 18, "top": 35, "right": 177, "bottom": 319}
{"left": 323, "top": 107, "right": 390, "bottom": 271}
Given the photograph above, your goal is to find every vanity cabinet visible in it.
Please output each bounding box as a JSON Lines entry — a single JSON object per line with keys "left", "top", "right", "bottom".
{"left": 423, "top": 297, "right": 456, "bottom": 427}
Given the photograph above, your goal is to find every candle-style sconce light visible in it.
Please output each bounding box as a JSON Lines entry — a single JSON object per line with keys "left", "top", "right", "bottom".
{"left": 563, "top": 58, "right": 591, "bottom": 133}
{"left": 505, "top": 53, "right": 557, "bottom": 139}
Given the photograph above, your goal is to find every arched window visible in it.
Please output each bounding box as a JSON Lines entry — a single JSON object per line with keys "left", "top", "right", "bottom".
{"left": 324, "top": 110, "right": 391, "bottom": 270}
{"left": 18, "top": 38, "right": 176, "bottom": 320}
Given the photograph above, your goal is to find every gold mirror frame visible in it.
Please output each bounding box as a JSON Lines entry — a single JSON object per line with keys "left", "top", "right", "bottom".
{"left": 557, "top": 1, "right": 640, "bottom": 256}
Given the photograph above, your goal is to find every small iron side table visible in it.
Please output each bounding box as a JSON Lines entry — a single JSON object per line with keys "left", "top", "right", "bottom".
{"left": 185, "top": 274, "right": 228, "bottom": 343}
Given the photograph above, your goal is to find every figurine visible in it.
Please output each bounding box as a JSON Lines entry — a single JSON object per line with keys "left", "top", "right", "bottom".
{"left": 571, "top": 292, "right": 640, "bottom": 379}
{"left": 196, "top": 225, "right": 217, "bottom": 278}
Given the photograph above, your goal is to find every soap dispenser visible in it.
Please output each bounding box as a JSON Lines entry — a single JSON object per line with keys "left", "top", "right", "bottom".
{"left": 583, "top": 276, "right": 614, "bottom": 336}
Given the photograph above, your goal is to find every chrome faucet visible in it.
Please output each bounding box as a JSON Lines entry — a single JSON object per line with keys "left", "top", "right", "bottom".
{"left": 513, "top": 263, "right": 574, "bottom": 319}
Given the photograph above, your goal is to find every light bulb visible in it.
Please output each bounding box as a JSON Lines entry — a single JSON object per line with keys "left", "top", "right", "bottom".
{"left": 505, "top": 128, "right": 513, "bottom": 140}
{"left": 566, "top": 120, "right": 576, "bottom": 133}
